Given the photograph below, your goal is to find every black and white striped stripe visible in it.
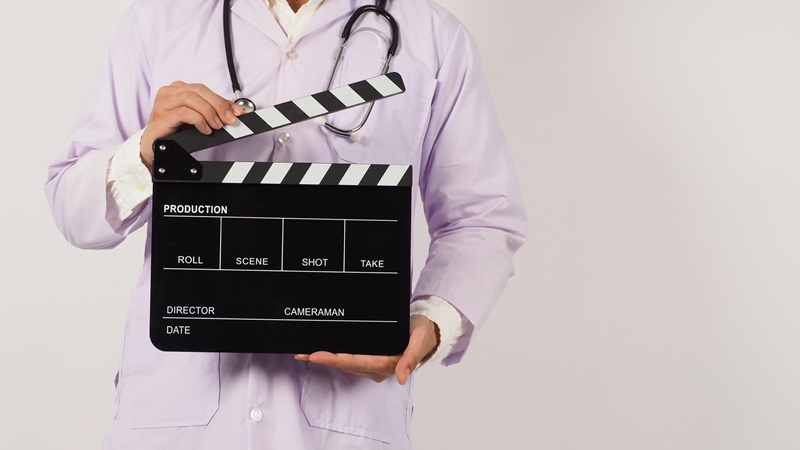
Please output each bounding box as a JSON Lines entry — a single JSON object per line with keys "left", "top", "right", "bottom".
{"left": 198, "top": 162, "right": 411, "bottom": 187}
{"left": 157, "top": 73, "right": 405, "bottom": 155}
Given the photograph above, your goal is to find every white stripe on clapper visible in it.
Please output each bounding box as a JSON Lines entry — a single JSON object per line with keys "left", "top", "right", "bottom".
{"left": 293, "top": 96, "right": 329, "bottom": 117}
{"left": 338, "top": 164, "right": 370, "bottom": 185}
{"left": 377, "top": 165, "right": 408, "bottom": 186}
{"left": 367, "top": 75, "right": 402, "bottom": 97}
{"left": 300, "top": 163, "right": 332, "bottom": 185}
{"left": 256, "top": 107, "right": 291, "bottom": 128}
{"left": 222, "top": 162, "right": 255, "bottom": 183}
{"left": 330, "top": 85, "right": 365, "bottom": 107}
{"left": 261, "top": 162, "right": 293, "bottom": 184}
{"left": 223, "top": 119, "right": 254, "bottom": 139}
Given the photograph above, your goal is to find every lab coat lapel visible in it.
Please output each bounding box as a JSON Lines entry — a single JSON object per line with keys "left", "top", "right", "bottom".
{"left": 230, "top": 0, "right": 288, "bottom": 45}
{"left": 300, "top": 0, "right": 358, "bottom": 39}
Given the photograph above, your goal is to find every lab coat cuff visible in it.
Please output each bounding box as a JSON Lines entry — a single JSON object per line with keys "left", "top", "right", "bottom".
{"left": 107, "top": 129, "right": 152, "bottom": 224}
{"left": 410, "top": 295, "right": 466, "bottom": 366}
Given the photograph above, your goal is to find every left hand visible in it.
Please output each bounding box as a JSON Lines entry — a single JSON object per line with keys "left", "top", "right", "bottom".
{"left": 294, "top": 315, "right": 439, "bottom": 385}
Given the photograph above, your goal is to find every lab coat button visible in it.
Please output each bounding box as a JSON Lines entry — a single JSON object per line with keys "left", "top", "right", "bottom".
{"left": 250, "top": 408, "right": 263, "bottom": 421}
{"left": 286, "top": 48, "right": 298, "bottom": 59}
{"left": 277, "top": 132, "right": 291, "bottom": 145}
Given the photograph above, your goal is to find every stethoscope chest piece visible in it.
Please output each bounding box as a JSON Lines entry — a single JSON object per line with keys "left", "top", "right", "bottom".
{"left": 234, "top": 96, "right": 256, "bottom": 114}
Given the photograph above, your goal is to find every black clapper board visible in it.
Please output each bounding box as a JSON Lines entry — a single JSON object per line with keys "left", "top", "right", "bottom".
{"left": 150, "top": 73, "right": 411, "bottom": 355}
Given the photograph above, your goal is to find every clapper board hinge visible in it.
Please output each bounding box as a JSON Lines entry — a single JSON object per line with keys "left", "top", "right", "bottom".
{"left": 153, "top": 140, "right": 204, "bottom": 181}
{"left": 153, "top": 72, "right": 406, "bottom": 181}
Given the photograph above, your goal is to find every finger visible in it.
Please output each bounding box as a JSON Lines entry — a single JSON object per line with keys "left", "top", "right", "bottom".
{"left": 305, "top": 352, "right": 398, "bottom": 382}
{"left": 157, "top": 90, "right": 225, "bottom": 130}
{"left": 308, "top": 352, "right": 399, "bottom": 375}
{"left": 182, "top": 107, "right": 214, "bottom": 135}
{"left": 148, "top": 106, "right": 213, "bottom": 138}
{"left": 184, "top": 83, "right": 244, "bottom": 124}
{"left": 308, "top": 352, "right": 367, "bottom": 369}
{"left": 230, "top": 101, "right": 246, "bottom": 116}
{"left": 296, "top": 352, "right": 388, "bottom": 381}
{"left": 395, "top": 318, "right": 436, "bottom": 385}
{"left": 395, "top": 339, "right": 424, "bottom": 385}
{"left": 158, "top": 84, "right": 243, "bottom": 127}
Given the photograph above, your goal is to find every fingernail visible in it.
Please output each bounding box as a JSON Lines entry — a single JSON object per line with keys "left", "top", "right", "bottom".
{"left": 294, "top": 354, "right": 308, "bottom": 361}
{"left": 232, "top": 105, "right": 245, "bottom": 115}
{"left": 214, "top": 116, "right": 223, "bottom": 128}
{"left": 205, "top": 125, "right": 212, "bottom": 134}
{"left": 226, "top": 111, "right": 236, "bottom": 123}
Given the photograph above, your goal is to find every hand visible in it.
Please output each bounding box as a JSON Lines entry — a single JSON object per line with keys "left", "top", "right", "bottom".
{"left": 140, "top": 81, "right": 245, "bottom": 170}
{"left": 295, "top": 315, "right": 440, "bottom": 385}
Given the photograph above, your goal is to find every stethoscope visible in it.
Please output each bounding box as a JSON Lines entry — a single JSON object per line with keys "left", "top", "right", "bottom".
{"left": 223, "top": 0, "right": 399, "bottom": 141}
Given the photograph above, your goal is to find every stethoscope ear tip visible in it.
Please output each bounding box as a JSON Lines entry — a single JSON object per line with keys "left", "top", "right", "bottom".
{"left": 317, "top": 117, "right": 363, "bottom": 142}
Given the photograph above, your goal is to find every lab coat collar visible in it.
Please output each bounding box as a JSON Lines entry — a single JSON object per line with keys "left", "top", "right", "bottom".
{"left": 301, "top": 0, "right": 359, "bottom": 40}
{"left": 231, "top": 0, "right": 288, "bottom": 45}
{"left": 230, "top": 0, "right": 361, "bottom": 45}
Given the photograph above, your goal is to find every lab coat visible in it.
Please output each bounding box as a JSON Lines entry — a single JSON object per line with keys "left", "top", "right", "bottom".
{"left": 44, "top": 0, "right": 526, "bottom": 448}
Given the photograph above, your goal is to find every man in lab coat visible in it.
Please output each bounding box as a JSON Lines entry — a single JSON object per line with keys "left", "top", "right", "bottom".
{"left": 45, "top": 0, "right": 526, "bottom": 448}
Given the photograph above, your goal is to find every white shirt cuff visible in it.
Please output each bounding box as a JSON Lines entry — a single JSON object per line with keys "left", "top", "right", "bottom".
{"left": 106, "top": 129, "right": 152, "bottom": 226}
{"left": 410, "top": 295, "right": 467, "bottom": 366}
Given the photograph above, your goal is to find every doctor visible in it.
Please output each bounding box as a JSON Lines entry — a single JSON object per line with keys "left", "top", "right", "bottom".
{"left": 45, "top": 0, "right": 525, "bottom": 448}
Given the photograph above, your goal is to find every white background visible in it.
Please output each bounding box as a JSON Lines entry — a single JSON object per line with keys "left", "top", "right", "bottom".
{"left": 2, "top": 1, "right": 800, "bottom": 449}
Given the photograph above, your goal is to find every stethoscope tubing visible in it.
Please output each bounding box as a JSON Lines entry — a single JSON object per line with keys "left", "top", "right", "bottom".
{"left": 223, "top": 0, "right": 399, "bottom": 138}
{"left": 222, "top": 0, "right": 241, "bottom": 99}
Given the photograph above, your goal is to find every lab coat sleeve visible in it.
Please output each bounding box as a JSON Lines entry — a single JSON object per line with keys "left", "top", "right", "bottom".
{"left": 107, "top": 129, "right": 154, "bottom": 223}
{"left": 44, "top": 9, "right": 152, "bottom": 249}
{"left": 410, "top": 295, "right": 469, "bottom": 366}
{"left": 413, "top": 24, "right": 527, "bottom": 365}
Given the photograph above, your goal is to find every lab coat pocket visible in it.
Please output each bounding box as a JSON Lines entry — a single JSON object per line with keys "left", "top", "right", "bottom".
{"left": 300, "top": 363, "right": 410, "bottom": 444}
{"left": 115, "top": 284, "right": 220, "bottom": 429}
{"left": 327, "top": 75, "right": 436, "bottom": 166}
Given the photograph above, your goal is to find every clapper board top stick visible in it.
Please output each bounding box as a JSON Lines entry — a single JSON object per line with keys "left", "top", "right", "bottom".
{"left": 150, "top": 73, "right": 413, "bottom": 355}
{"left": 153, "top": 72, "right": 406, "bottom": 180}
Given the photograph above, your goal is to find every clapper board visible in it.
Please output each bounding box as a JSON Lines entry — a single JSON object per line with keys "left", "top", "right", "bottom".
{"left": 150, "top": 73, "right": 411, "bottom": 355}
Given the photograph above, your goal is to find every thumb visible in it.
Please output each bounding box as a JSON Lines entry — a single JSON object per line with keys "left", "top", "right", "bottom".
{"left": 395, "top": 321, "right": 433, "bottom": 385}
{"left": 395, "top": 347, "right": 420, "bottom": 385}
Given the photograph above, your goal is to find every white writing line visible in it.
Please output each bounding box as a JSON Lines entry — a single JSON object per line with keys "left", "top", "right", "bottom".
{"left": 343, "top": 220, "right": 347, "bottom": 273}
{"left": 162, "top": 316, "right": 398, "bottom": 324}
{"left": 163, "top": 268, "right": 397, "bottom": 275}
{"left": 163, "top": 215, "right": 397, "bottom": 222}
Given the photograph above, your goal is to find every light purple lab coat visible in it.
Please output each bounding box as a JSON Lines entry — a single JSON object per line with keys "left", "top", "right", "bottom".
{"left": 44, "top": 0, "right": 525, "bottom": 448}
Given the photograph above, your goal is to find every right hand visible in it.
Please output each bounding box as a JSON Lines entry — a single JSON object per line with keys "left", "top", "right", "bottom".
{"left": 140, "top": 81, "right": 245, "bottom": 170}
